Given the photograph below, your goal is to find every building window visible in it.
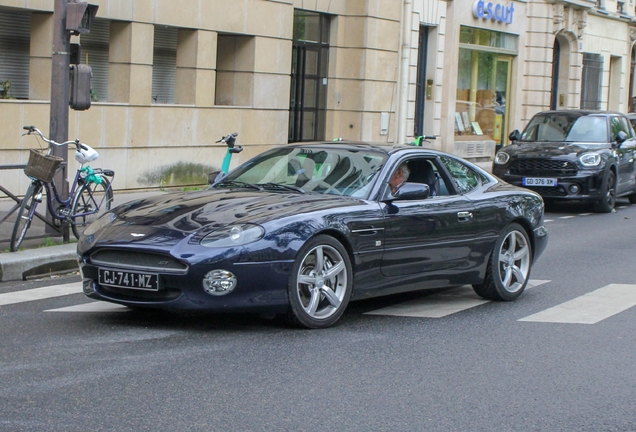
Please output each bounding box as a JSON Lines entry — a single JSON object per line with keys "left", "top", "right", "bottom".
{"left": 0, "top": 9, "right": 31, "bottom": 99}
{"left": 152, "top": 26, "right": 177, "bottom": 104}
{"left": 289, "top": 10, "right": 330, "bottom": 142}
{"left": 455, "top": 27, "right": 517, "bottom": 146}
{"left": 215, "top": 35, "right": 255, "bottom": 106}
{"left": 79, "top": 18, "right": 109, "bottom": 102}
{"left": 581, "top": 53, "right": 603, "bottom": 110}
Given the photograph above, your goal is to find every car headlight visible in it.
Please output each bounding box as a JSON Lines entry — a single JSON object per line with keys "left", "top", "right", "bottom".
{"left": 82, "top": 212, "right": 117, "bottom": 236}
{"left": 200, "top": 224, "right": 265, "bottom": 248}
{"left": 579, "top": 153, "right": 601, "bottom": 167}
{"left": 494, "top": 152, "right": 510, "bottom": 165}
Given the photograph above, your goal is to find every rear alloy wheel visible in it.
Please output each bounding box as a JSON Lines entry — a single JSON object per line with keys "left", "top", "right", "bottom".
{"left": 594, "top": 170, "right": 616, "bottom": 213}
{"left": 288, "top": 235, "right": 352, "bottom": 329}
{"left": 473, "top": 223, "right": 532, "bottom": 301}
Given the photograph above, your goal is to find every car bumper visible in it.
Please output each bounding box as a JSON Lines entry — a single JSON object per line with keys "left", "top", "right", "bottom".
{"left": 79, "top": 257, "right": 293, "bottom": 313}
{"left": 494, "top": 170, "right": 604, "bottom": 201}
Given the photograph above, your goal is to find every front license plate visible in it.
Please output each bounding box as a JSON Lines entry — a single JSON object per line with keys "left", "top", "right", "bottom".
{"left": 98, "top": 268, "right": 159, "bottom": 291}
{"left": 523, "top": 177, "right": 558, "bottom": 187}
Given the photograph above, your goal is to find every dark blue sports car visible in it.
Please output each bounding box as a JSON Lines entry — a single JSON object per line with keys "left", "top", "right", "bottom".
{"left": 77, "top": 142, "right": 548, "bottom": 328}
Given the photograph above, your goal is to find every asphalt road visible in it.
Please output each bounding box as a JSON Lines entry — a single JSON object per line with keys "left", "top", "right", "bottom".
{"left": 1, "top": 198, "right": 635, "bottom": 431}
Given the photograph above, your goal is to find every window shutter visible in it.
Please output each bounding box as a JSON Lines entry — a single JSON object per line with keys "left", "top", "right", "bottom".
{"left": 152, "top": 26, "right": 177, "bottom": 104}
{"left": 0, "top": 10, "right": 31, "bottom": 99}
{"left": 79, "top": 19, "right": 109, "bottom": 102}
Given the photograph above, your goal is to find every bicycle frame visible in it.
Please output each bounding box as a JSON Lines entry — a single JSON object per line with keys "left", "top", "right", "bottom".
{"left": 30, "top": 166, "right": 111, "bottom": 227}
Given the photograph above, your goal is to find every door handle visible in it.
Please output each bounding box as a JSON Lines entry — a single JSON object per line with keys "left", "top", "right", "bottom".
{"left": 457, "top": 211, "right": 473, "bottom": 221}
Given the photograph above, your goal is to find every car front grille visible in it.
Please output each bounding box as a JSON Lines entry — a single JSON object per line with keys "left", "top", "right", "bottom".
{"left": 96, "top": 285, "right": 182, "bottom": 302}
{"left": 524, "top": 186, "right": 568, "bottom": 197}
{"left": 509, "top": 159, "right": 578, "bottom": 176}
{"left": 90, "top": 249, "right": 188, "bottom": 274}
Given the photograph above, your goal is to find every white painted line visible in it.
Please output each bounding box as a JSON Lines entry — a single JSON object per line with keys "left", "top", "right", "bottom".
{"left": 365, "top": 286, "right": 488, "bottom": 318}
{"left": 0, "top": 282, "right": 83, "bottom": 306}
{"left": 559, "top": 216, "right": 575, "bottom": 219}
{"left": 45, "top": 301, "right": 129, "bottom": 313}
{"left": 544, "top": 219, "right": 554, "bottom": 222}
{"left": 365, "top": 279, "right": 551, "bottom": 318}
{"left": 579, "top": 213, "right": 592, "bottom": 216}
{"left": 527, "top": 279, "right": 550, "bottom": 289}
{"left": 519, "top": 284, "right": 636, "bottom": 324}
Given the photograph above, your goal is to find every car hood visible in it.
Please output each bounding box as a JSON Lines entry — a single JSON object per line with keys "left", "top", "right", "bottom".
{"left": 83, "top": 188, "right": 367, "bottom": 247}
{"left": 504, "top": 141, "right": 609, "bottom": 158}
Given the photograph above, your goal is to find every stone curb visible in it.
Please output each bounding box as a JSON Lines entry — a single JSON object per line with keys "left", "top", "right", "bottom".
{"left": 0, "top": 243, "right": 78, "bottom": 282}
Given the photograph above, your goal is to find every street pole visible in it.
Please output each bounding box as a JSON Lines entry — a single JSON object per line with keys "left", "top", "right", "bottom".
{"left": 50, "top": 0, "right": 70, "bottom": 242}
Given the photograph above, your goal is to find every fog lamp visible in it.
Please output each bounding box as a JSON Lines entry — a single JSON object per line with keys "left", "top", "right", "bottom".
{"left": 569, "top": 184, "right": 580, "bottom": 194}
{"left": 203, "top": 270, "right": 237, "bottom": 296}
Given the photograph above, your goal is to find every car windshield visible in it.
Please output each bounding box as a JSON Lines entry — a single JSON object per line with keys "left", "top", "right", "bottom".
{"left": 520, "top": 114, "right": 607, "bottom": 143}
{"left": 219, "top": 146, "right": 387, "bottom": 197}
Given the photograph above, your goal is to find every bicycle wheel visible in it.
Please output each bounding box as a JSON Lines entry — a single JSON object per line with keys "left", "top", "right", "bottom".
{"left": 11, "top": 181, "right": 43, "bottom": 252}
{"left": 70, "top": 176, "right": 113, "bottom": 239}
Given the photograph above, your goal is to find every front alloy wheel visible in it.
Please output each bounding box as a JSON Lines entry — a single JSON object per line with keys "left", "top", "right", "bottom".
{"left": 473, "top": 223, "right": 532, "bottom": 301}
{"left": 288, "top": 235, "right": 352, "bottom": 329}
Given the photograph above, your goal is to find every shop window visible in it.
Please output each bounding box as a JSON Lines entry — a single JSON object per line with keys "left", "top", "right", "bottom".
{"left": 581, "top": 53, "right": 603, "bottom": 110}
{"left": 152, "top": 26, "right": 177, "bottom": 104}
{"left": 215, "top": 35, "right": 255, "bottom": 106}
{"left": 0, "top": 9, "right": 31, "bottom": 99}
{"left": 456, "top": 27, "right": 516, "bottom": 146}
{"left": 79, "top": 18, "right": 109, "bottom": 102}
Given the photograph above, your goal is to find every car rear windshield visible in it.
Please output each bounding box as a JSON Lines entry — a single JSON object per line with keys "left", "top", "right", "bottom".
{"left": 521, "top": 114, "right": 607, "bottom": 143}
{"left": 222, "top": 147, "right": 388, "bottom": 197}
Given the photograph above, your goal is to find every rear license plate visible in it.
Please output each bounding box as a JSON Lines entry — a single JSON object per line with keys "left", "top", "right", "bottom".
{"left": 522, "top": 177, "right": 558, "bottom": 187}
{"left": 98, "top": 268, "right": 159, "bottom": 291}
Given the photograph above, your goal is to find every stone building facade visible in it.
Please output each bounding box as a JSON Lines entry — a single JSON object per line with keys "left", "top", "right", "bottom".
{"left": 0, "top": 0, "right": 635, "bottom": 194}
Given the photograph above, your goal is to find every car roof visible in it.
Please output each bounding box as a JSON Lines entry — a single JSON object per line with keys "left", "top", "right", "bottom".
{"left": 533, "top": 109, "right": 626, "bottom": 117}
{"left": 285, "top": 140, "right": 452, "bottom": 158}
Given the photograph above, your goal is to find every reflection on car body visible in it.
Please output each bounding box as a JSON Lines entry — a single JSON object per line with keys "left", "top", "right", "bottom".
{"left": 78, "top": 142, "right": 548, "bottom": 329}
{"left": 493, "top": 110, "right": 636, "bottom": 213}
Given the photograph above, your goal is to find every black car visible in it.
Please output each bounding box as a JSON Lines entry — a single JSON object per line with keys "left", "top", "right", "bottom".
{"left": 493, "top": 110, "right": 636, "bottom": 212}
{"left": 77, "top": 142, "right": 548, "bottom": 329}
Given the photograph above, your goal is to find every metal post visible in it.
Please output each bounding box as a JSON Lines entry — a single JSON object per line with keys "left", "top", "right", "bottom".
{"left": 49, "top": 0, "right": 70, "bottom": 242}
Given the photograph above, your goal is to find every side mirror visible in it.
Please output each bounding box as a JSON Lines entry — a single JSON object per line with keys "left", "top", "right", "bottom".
{"left": 616, "top": 130, "right": 628, "bottom": 144}
{"left": 509, "top": 129, "right": 521, "bottom": 142}
{"left": 208, "top": 170, "right": 226, "bottom": 185}
{"left": 389, "top": 182, "right": 431, "bottom": 201}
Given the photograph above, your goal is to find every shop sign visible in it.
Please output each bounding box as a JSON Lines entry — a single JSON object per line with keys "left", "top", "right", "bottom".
{"left": 472, "top": 0, "right": 515, "bottom": 24}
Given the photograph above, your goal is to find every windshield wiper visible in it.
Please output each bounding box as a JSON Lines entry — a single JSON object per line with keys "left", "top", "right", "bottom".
{"left": 258, "top": 182, "right": 306, "bottom": 194}
{"left": 214, "top": 180, "right": 263, "bottom": 190}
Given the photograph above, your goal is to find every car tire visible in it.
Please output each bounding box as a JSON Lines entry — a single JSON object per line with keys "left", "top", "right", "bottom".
{"left": 472, "top": 223, "right": 532, "bottom": 301}
{"left": 287, "top": 235, "right": 353, "bottom": 329}
{"left": 594, "top": 170, "right": 616, "bottom": 213}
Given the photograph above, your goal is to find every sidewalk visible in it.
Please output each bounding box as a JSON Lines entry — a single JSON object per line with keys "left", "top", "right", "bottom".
{"left": 0, "top": 189, "right": 166, "bottom": 282}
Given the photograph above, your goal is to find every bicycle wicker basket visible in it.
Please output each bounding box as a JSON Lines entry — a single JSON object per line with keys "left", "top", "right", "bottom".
{"left": 25, "top": 149, "right": 64, "bottom": 182}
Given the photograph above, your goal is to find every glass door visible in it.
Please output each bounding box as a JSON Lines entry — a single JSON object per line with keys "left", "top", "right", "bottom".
{"left": 494, "top": 57, "right": 512, "bottom": 148}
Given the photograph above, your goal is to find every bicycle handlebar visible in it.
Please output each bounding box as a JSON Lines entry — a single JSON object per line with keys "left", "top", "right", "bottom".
{"left": 23, "top": 125, "right": 89, "bottom": 150}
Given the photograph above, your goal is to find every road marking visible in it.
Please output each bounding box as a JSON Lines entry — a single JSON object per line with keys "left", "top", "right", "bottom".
{"left": 519, "top": 284, "right": 636, "bottom": 324}
{"left": 45, "top": 302, "right": 129, "bottom": 313}
{"left": 559, "top": 216, "right": 575, "bottom": 219}
{"left": 365, "top": 286, "right": 488, "bottom": 318}
{"left": 0, "top": 282, "right": 82, "bottom": 306}
{"left": 365, "top": 280, "right": 550, "bottom": 318}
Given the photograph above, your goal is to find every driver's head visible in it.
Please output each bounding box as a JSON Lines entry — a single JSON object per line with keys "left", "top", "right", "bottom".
{"left": 389, "top": 163, "right": 410, "bottom": 194}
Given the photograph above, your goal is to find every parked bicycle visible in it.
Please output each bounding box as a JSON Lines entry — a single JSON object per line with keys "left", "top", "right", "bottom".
{"left": 10, "top": 126, "right": 115, "bottom": 251}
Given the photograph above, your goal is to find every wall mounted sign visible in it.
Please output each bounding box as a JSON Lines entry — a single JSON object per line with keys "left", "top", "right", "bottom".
{"left": 472, "top": 0, "right": 515, "bottom": 24}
